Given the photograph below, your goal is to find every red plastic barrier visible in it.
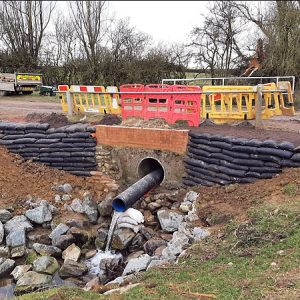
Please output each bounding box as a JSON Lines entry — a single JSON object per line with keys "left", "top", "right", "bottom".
{"left": 58, "top": 85, "right": 69, "bottom": 91}
{"left": 120, "top": 84, "right": 145, "bottom": 119}
{"left": 144, "top": 84, "right": 172, "bottom": 122}
{"left": 170, "top": 85, "right": 201, "bottom": 126}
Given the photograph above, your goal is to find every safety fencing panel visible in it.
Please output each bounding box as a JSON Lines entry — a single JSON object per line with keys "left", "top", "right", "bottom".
{"left": 57, "top": 85, "right": 69, "bottom": 113}
{"left": 120, "top": 84, "right": 145, "bottom": 119}
{"left": 120, "top": 84, "right": 201, "bottom": 126}
{"left": 277, "top": 81, "right": 295, "bottom": 116}
{"left": 144, "top": 84, "right": 172, "bottom": 122}
{"left": 171, "top": 85, "right": 200, "bottom": 126}
{"left": 106, "top": 86, "right": 121, "bottom": 115}
{"left": 70, "top": 85, "right": 109, "bottom": 113}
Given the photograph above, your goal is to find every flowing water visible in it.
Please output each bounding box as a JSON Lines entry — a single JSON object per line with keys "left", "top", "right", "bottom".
{"left": 105, "top": 211, "right": 121, "bottom": 252}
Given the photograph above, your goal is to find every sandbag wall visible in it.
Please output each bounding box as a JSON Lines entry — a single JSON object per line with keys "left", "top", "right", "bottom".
{"left": 184, "top": 130, "right": 300, "bottom": 187}
{"left": 0, "top": 122, "right": 97, "bottom": 176}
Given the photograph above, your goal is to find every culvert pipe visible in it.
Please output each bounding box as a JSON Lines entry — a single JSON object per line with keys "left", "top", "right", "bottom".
{"left": 112, "top": 158, "right": 164, "bottom": 212}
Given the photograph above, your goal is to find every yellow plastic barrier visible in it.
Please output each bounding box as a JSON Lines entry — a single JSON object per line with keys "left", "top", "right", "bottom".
{"left": 277, "top": 81, "right": 295, "bottom": 116}
{"left": 57, "top": 85, "right": 69, "bottom": 113}
{"left": 106, "top": 86, "right": 121, "bottom": 114}
{"left": 70, "top": 85, "right": 110, "bottom": 113}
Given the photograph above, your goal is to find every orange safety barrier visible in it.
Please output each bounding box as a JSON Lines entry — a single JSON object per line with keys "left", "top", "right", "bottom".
{"left": 144, "top": 84, "right": 172, "bottom": 122}
{"left": 170, "top": 85, "right": 201, "bottom": 126}
{"left": 120, "top": 83, "right": 201, "bottom": 127}
{"left": 120, "top": 84, "right": 145, "bottom": 119}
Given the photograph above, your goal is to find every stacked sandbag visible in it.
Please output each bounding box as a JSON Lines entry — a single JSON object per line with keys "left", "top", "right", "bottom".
{"left": 184, "top": 130, "right": 300, "bottom": 187}
{"left": 0, "top": 122, "right": 97, "bottom": 176}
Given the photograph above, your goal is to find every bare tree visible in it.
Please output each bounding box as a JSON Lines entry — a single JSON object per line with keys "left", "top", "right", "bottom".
{"left": 0, "top": 1, "right": 55, "bottom": 68}
{"left": 189, "top": 1, "right": 246, "bottom": 80}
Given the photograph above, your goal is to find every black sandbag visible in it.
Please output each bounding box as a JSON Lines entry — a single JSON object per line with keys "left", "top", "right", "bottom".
{"left": 250, "top": 154, "right": 281, "bottom": 164}
{"left": 188, "top": 147, "right": 210, "bottom": 157}
{"left": 6, "top": 144, "right": 25, "bottom": 150}
{"left": 68, "top": 132, "right": 91, "bottom": 138}
{"left": 261, "top": 139, "right": 278, "bottom": 148}
{"left": 72, "top": 142, "right": 96, "bottom": 148}
{"left": 219, "top": 160, "right": 249, "bottom": 171}
{"left": 291, "top": 153, "right": 300, "bottom": 162}
{"left": 231, "top": 145, "right": 258, "bottom": 154}
{"left": 210, "top": 140, "right": 232, "bottom": 150}
{"left": 69, "top": 170, "right": 91, "bottom": 176}
{"left": 69, "top": 152, "right": 95, "bottom": 157}
{"left": 26, "top": 143, "right": 52, "bottom": 148}
{"left": 0, "top": 140, "right": 14, "bottom": 145}
{"left": 184, "top": 157, "right": 207, "bottom": 169}
{"left": 64, "top": 124, "right": 89, "bottom": 133}
{"left": 24, "top": 123, "right": 49, "bottom": 130}
{"left": 61, "top": 166, "right": 96, "bottom": 171}
{"left": 232, "top": 158, "right": 264, "bottom": 167}
{"left": 257, "top": 147, "right": 293, "bottom": 159}
{"left": 47, "top": 133, "right": 68, "bottom": 139}
{"left": 25, "top": 133, "right": 47, "bottom": 139}
{"left": 39, "top": 157, "right": 64, "bottom": 162}
{"left": 182, "top": 177, "right": 196, "bottom": 187}
{"left": 294, "top": 146, "right": 300, "bottom": 153}
{"left": 25, "top": 129, "right": 47, "bottom": 134}
{"left": 230, "top": 137, "right": 249, "bottom": 146}
{"left": 37, "top": 139, "right": 60, "bottom": 144}
{"left": 195, "top": 143, "right": 222, "bottom": 153}
{"left": 233, "top": 177, "right": 257, "bottom": 184}
{"left": 40, "top": 152, "right": 71, "bottom": 158}
{"left": 21, "top": 153, "right": 40, "bottom": 158}
{"left": 280, "top": 160, "right": 300, "bottom": 167}
{"left": 61, "top": 138, "right": 87, "bottom": 143}
{"left": 4, "top": 130, "right": 25, "bottom": 135}
{"left": 210, "top": 135, "right": 233, "bottom": 142}
{"left": 189, "top": 137, "right": 211, "bottom": 146}
{"left": 222, "top": 149, "right": 250, "bottom": 159}
{"left": 209, "top": 152, "right": 234, "bottom": 162}
{"left": 84, "top": 147, "right": 96, "bottom": 152}
{"left": 278, "top": 141, "right": 295, "bottom": 151}
{"left": 189, "top": 131, "right": 211, "bottom": 140}
{"left": 248, "top": 166, "right": 281, "bottom": 173}
{"left": 16, "top": 148, "right": 39, "bottom": 153}
{"left": 63, "top": 157, "right": 96, "bottom": 163}
{"left": 50, "top": 162, "right": 97, "bottom": 168}
{"left": 2, "top": 135, "right": 25, "bottom": 140}
{"left": 245, "top": 171, "right": 261, "bottom": 178}
{"left": 264, "top": 161, "right": 281, "bottom": 168}
{"left": 218, "top": 165, "right": 246, "bottom": 177}
{"left": 260, "top": 173, "right": 275, "bottom": 179}
{"left": 46, "top": 142, "right": 77, "bottom": 148}
{"left": 87, "top": 126, "right": 96, "bottom": 133}
{"left": 85, "top": 137, "right": 96, "bottom": 143}
{"left": 187, "top": 153, "right": 220, "bottom": 165}
{"left": 187, "top": 169, "right": 230, "bottom": 185}
{"left": 186, "top": 162, "right": 231, "bottom": 181}
{"left": 244, "top": 139, "right": 262, "bottom": 147}
{"left": 12, "top": 138, "right": 37, "bottom": 144}
{"left": 39, "top": 147, "right": 85, "bottom": 153}
{"left": 185, "top": 171, "right": 215, "bottom": 186}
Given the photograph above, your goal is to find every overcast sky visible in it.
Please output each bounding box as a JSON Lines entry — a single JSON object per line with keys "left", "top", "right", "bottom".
{"left": 56, "top": 1, "right": 211, "bottom": 44}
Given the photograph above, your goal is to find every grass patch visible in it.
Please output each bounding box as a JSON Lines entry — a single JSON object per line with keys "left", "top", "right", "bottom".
{"left": 283, "top": 183, "right": 298, "bottom": 197}
{"left": 25, "top": 249, "right": 39, "bottom": 264}
{"left": 123, "top": 200, "right": 300, "bottom": 300}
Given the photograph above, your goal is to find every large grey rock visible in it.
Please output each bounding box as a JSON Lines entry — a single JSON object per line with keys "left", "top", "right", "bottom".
{"left": 0, "top": 221, "right": 4, "bottom": 243}
{"left": 98, "top": 198, "right": 113, "bottom": 217}
{"left": 157, "top": 209, "right": 184, "bottom": 232}
{"left": 63, "top": 183, "right": 72, "bottom": 193}
{"left": 62, "top": 243, "right": 81, "bottom": 262}
{"left": 0, "top": 246, "right": 10, "bottom": 258}
{"left": 147, "top": 259, "right": 169, "bottom": 270}
{"left": 11, "top": 265, "right": 32, "bottom": 281}
{"left": 111, "top": 228, "right": 136, "bottom": 250}
{"left": 161, "top": 231, "right": 190, "bottom": 260}
{"left": 0, "top": 209, "right": 12, "bottom": 223}
{"left": 143, "top": 238, "right": 167, "bottom": 255}
{"left": 68, "top": 227, "right": 89, "bottom": 244}
{"left": 0, "top": 258, "right": 15, "bottom": 277}
{"left": 95, "top": 228, "right": 108, "bottom": 250}
{"left": 49, "top": 223, "right": 69, "bottom": 240}
{"left": 6, "top": 228, "right": 26, "bottom": 247}
{"left": 183, "top": 191, "right": 199, "bottom": 203}
{"left": 4, "top": 215, "right": 33, "bottom": 234}
{"left": 99, "top": 254, "right": 123, "bottom": 274}
{"left": 15, "top": 271, "right": 52, "bottom": 292}
{"left": 193, "top": 227, "right": 210, "bottom": 241}
{"left": 11, "top": 245, "right": 26, "bottom": 258}
{"left": 122, "top": 254, "right": 152, "bottom": 276}
{"left": 70, "top": 199, "right": 84, "bottom": 213}
{"left": 59, "top": 259, "right": 88, "bottom": 278}
{"left": 82, "top": 199, "right": 98, "bottom": 223}
{"left": 52, "top": 234, "right": 75, "bottom": 250}
{"left": 33, "top": 256, "right": 59, "bottom": 275}
{"left": 25, "top": 202, "right": 52, "bottom": 224}
{"left": 33, "top": 243, "right": 62, "bottom": 257}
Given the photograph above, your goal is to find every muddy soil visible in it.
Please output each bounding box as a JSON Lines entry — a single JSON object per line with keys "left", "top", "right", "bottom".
{"left": 25, "top": 112, "right": 73, "bottom": 128}
{"left": 0, "top": 147, "right": 113, "bottom": 215}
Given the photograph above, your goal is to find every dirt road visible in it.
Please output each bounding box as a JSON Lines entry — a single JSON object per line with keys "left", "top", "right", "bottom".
{"left": 0, "top": 96, "right": 62, "bottom": 122}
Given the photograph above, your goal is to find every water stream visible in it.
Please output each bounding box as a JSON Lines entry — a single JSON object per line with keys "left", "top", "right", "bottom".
{"left": 105, "top": 211, "right": 121, "bottom": 252}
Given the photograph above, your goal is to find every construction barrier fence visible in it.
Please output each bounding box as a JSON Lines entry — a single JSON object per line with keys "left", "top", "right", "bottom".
{"left": 57, "top": 81, "right": 295, "bottom": 125}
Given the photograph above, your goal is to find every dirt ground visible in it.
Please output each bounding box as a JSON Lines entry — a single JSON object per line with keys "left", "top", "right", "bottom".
{"left": 0, "top": 147, "right": 116, "bottom": 215}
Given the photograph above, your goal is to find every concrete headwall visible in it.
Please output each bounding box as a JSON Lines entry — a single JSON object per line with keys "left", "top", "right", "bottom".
{"left": 0, "top": 122, "right": 97, "bottom": 176}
